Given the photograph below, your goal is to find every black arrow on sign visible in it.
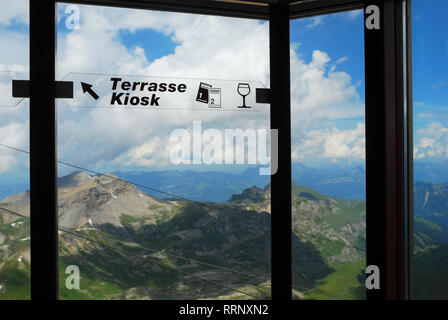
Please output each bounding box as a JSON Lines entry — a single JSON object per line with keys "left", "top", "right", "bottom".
{"left": 81, "top": 82, "right": 99, "bottom": 100}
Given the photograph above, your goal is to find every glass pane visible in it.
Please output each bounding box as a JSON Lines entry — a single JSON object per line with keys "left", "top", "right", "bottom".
{"left": 412, "top": 0, "right": 448, "bottom": 300}
{"left": 56, "top": 4, "right": 271, "bottom": 300}
{"left": 290, "top": 10, "right": 366, "bottom": 300}
{"left": 0, "top": 0, "right": 30, "bottom": 300}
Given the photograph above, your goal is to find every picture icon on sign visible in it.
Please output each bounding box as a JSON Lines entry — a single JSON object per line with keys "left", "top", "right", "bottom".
{"left": 209, "top": 88, "right": 221, "bottom": 108}
{"left": 196, "top": 82, "right": 212, "bottom": 104}
{"left": 237, "top": 83, "right": 251, "bottom": 108}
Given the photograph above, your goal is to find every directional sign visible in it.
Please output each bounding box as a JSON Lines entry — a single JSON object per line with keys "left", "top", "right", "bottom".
{"left": 64, "top": 73, "right": 269, "bottom": 112}
{"left": 80, "top": 82, "right": 99, "bottom": 100}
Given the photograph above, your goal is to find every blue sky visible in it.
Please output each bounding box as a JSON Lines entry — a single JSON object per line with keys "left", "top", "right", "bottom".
{"left": 412, "top": 0, "right": 448, "bottom": 150}
{"left": 290, "top": 11, "right": 365, "bottom": 102}
{"left": 119, "top": 29, "right": 178, "bottom": 62}
{"left": 412, "top": 0, "right": 448, "bottom": 107}
{"left": 412, "top": 0, "right": 448, "bottom": 161}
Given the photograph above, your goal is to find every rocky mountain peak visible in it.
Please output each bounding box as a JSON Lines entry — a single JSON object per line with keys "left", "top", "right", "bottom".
{"left": 58, "top": 171, "right": 92, "bottom": 188}
{"left": 229, "top": 185, "right": 267, "bottom": 203}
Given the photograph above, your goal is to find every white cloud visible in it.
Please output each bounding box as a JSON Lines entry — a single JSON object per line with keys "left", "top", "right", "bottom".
{"left": 0, "top": 0, "right": 28, "bottom": 26}
{"left": 336, "top": 57, "right": 348, "bottom": 64}
{"left": 0, "top": 3, "right": 365, "bottom": 175}
{"left": 414, "top": 101, "right": 424, "bottom": 107}
{"left": 417, "top": 113, "right": 435, "bottom": 118}
{"left": 414, "top": 122, "right": 448, "bottom": 159}
{"left": 342, "top": 10, "right": 363, "bottom": 21}
{"left": 119, "top": 136, "right": 171, "bottom": 167}
{"left": 306, "top": 16, "right": 324, "bottom": 29}
{"left": 56, "top": 5, "right": 363, "bottom": 169}
{"left": 292, "top": 123, "right": 365, "bottom": 161}
{"left": 290, "top": 49, "right": 361, "bottom": 120}
{"left": 0, "top": 121, "right": 28, "bottom": 173}
{"left": 0, "top": 0, "right": 29, "bottom": 176}
{"left": 0, "top": 30, "right": 29, "bottom": 69}
{"left": 432, "top": 81, "right": 445, "bottom": 89}
{"left": 55, "top": 5, "right": 271, "bottom": 168}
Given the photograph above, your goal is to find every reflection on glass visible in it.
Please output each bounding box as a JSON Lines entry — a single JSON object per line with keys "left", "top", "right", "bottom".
{"left": 290, "top": 10, "right": 366, "bottom": 300}
{"left": 412, "top": 0, "right": 448, "bottom": 300}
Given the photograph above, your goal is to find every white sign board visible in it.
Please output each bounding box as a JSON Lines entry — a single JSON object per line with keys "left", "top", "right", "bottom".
{"left": 65, "top": 73, "right": 268, "bottom": 112}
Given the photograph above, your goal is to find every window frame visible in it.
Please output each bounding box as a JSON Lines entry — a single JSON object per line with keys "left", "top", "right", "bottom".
{"left": 27, "top": 0, "right": 413, "bottom": 300}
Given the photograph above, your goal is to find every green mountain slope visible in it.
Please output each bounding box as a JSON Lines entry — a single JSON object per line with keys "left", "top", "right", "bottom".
{"left": 413, "top": 245, "right": 448, "bottom": 299}
{"left": 289, "top": 182, "right": 366, "bottom": 299}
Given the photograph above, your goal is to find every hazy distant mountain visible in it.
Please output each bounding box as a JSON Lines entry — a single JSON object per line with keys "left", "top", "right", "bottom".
{"left": 414, "top": 182, "right": 448, "bottom": 226}
{"left": 292, "top": 164, "right": 366, "bottom": 200}
{"left": 414, "top": 161, "right": 448, "bottom": 184}
{"left": 0, "top": 184, "right": 29, "bottom": 200}
{"left": 1, "top": 159, "right": 448, "bottom": 202}
{"left": 113, "top": 168, "right": 270, "bottom": 202}
{"left": 112, "top": 163, "right": 366, "bottom": 202}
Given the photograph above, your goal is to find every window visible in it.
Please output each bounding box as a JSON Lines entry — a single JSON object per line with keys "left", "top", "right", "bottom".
{"left": 290, "top": 9, "right": 366, "bottom": 300}
{"left": 1, "top": 0, "right": 435, "bottom": 301}
{"left": 0, "top": 0, "right": 30, "bottom": 300}
{"left": 56, "top": 3, "right": 271, "bottom": 300}
{"left": 412, "top": 0, "right": 448, "bottom": 300}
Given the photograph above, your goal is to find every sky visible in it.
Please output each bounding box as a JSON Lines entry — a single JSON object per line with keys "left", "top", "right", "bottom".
{"left": 0, "top": 0, "right": 446, "bottom": 187}
{"left": 412, "top": 0, "right": 448, "bottom": 161}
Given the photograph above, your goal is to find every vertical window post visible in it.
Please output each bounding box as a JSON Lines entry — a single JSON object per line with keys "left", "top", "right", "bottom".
{"left": 30, "top": 0, "right": 58, "bottom": 300}
{"left": 269, "top": 0, "right": 292, "bottom": 300}
{"left": 364, "top": 0, "right": 408, "bottom": 299}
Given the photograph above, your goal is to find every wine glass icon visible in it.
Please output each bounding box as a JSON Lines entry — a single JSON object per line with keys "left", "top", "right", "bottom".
{"left": 237, "top": 83, "right": 251, "bottom": 108}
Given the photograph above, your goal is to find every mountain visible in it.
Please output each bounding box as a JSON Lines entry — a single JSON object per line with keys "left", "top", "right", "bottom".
{"left": 291, "top": 164, "right": 366, "bottom": 200}
{"left": 229, "top": 185, "right": 268, "bottom": 203}
{"left": 1, "top": 172, "right": 335, "bottom": 300}
{"left": 411, "top": 181, "right": 448, "bottom": 299}
{"left": 2, "top": 170, "right": 448, "bottom": 300}
{"left": 414, "top": 160, "right": 448, "bottom": 184}
{"left": 291, "top": 184, "right": 366, "bottom": 266}
{"left": 0, "top": 184, "right": 29, "bottom": 200}
{"left": 230, "top": 182, "right": 366, "bottom": 299}
{"left": 58, "top": 173, "right": 170, "bottom": 229}
{"left": 414, "top": 182, "right": 448, "bottom": 226}
{"left": 414, "top": 217, "right": 448, "bottom": 252}
{"left": 3, "top": 159, "right": 448, "bottom": 203}
{"left": 58, "top": 171, "right": 93, "bottom": 189}
{"left": 413, "top": 246, "right": 448, "bottom": 299}
{"left": 290, "top": 183, "right": 366, "bottom": 299}
{"left": 413, "top": 182, "right": 448, "bottom": 252}
{"left": 112, "top": 163, "right": 366, "bottom": 202}
{"left": 113, "top": 168, "right": 270, "bottom": 202}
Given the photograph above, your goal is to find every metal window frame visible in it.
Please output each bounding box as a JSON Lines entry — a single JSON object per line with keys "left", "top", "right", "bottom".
{"left": 57, "top": 0, "right": 271, "bottom": 19}
{"left": 30, "top": 0, "right": 58, "bottom": 300}
{"left": 27, "top": 0, "right": 413, "bottom": 300}
{"left": 362, "top": 0, "right": 412, "bottom": 300}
